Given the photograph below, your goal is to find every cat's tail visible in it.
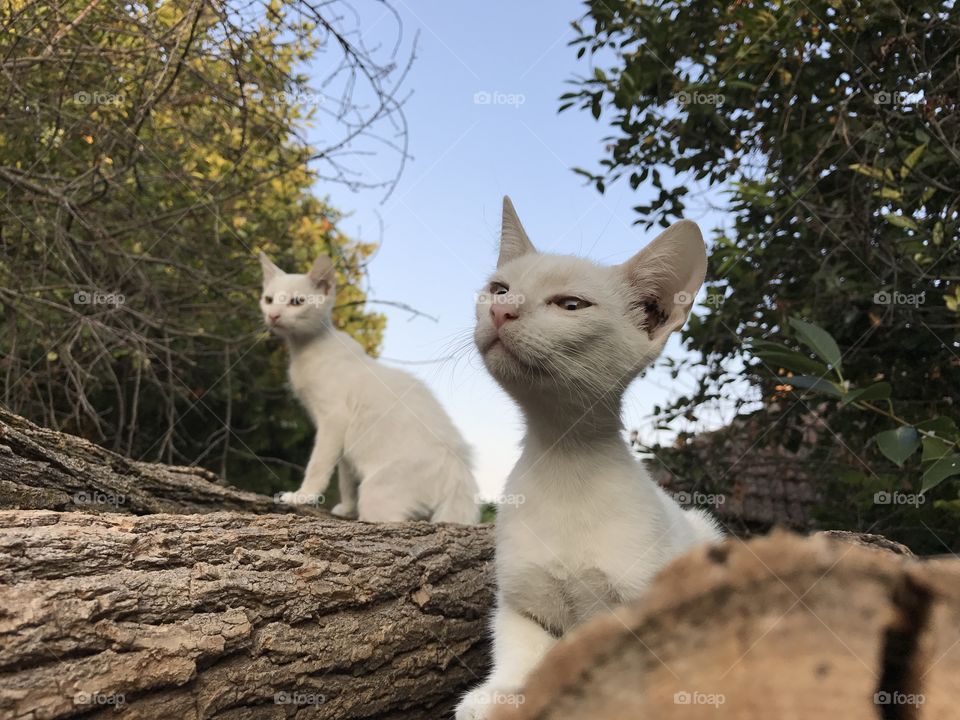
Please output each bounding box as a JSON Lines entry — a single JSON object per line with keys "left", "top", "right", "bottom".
{"left": 431, "top": 451, "right": 481, "bottom": 524}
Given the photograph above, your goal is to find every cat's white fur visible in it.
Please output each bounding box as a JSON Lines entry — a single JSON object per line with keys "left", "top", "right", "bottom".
{"left": 455, "top": 198, "right": 722, "bottom": 719}
{"left": 259, "top": 252, "right": 479, "bottom": 523}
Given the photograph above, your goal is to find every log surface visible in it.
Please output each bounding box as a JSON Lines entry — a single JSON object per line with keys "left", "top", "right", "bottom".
{"left": 0, "top": 510, "right": 494, "bottom": 719}
{"left": 0, "top": 408, "right": 322, "bottom": 516}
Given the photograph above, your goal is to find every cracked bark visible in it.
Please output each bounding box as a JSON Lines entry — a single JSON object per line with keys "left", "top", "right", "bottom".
{"left": 493, "top": 531, "right": 960, "bottom": 720}
{"left": 0, "top": 510, "right": 494, "bottom": 719}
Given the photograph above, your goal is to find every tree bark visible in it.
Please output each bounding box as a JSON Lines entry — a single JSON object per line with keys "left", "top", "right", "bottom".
{"left": 0, "top": 407, "right": 322, "bottom": 516}
{"left": 493, "top": 531, "right": 960, "bottom": 720}
{"left": 0, "top": 510, "right": 494, "bottom": 719}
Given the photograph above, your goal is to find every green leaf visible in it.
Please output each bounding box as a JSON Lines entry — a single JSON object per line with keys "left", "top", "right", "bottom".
{"left": 848, "top": 163, "right": 892, "bottom": 182}
{"left": 875, "top": 427, "right": 920, "bottom": 467}
{"left": 900, "top": 143, "right": 927, "bottom": 178}
{"left": 917, "top": 416, "right": 959, "bottom": 434}
{"left": 789, "top": 318, "right": 842, "bottom": 371}
{"left": 753, "top": 343, "right": 829, "bottom": 376}
{"left": 788, "top": 375, "right": 843, "bottom": 398}
{"left": 840, "top": 382, "right": 891, "bottom": 407}
{"left": 873, "top": 187, "right": 903, "bottom": 201}
{"left": 922, "top": 436, "right": 953, "bottom": 463}
{"left": 922, "top": 454, "right": 960, "bottom": 493}
{"left": 882, "top": 212, "right": 918, "bottom": 230}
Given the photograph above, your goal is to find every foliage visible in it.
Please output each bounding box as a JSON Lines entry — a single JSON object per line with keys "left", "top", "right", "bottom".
{"left": 566, "top": 0, "right": 960, "bottom": 550}
{"left": 0, "top": 0, "right": 407, "bottom": 493}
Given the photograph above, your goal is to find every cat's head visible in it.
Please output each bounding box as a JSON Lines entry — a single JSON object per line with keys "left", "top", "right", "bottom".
{"left": 258, "top": 253, "right": 336, "bottom": 340}
{"left": 474, "top": 196, "right": 706, "bottom": 402}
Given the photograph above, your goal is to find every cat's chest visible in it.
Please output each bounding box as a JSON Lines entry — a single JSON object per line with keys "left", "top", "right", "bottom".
{"left": 500, "top": 562, "right": 625, "bottom": 637}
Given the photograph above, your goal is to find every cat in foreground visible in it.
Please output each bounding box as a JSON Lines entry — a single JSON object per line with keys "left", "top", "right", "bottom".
{"left": 259, "top": 252, "right": 479, "bottom": 523}
{"left": 456, "top": 197, "right": 723, "bottom": 719}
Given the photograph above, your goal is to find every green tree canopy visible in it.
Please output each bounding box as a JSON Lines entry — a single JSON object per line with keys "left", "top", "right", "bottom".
{"left": 0, "top": 0, "right": 408, "bottom": 493}
{"left": 566, "top": 0, "right": 960, "bottom": 550}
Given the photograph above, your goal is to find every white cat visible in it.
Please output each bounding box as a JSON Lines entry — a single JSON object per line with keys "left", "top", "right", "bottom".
{"left": 259, "top": 252, "right": 479, "bottom": 523}
{"left": 455, "top": 198, "right": 723, "bottom": 719}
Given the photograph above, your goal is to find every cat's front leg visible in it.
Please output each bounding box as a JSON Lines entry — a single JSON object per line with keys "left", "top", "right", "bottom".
{"left": 278, "top": 423, "right": 344, "bottom": 505}
{"left": 330, "top": 459, "right": 358, "bottom": 518}
{"left": 455, "top": 603, "right": 556, "bottom": 720}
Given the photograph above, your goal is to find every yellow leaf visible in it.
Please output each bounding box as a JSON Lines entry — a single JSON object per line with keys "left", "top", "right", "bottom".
{"left": 82, "top": 135, "right": 93, "bottom": 144}
{"left": 46, "top": 351, "right": 58, "bottom": 362}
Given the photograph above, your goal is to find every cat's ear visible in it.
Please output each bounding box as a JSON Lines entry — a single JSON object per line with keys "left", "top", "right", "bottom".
{"left": 498, "top": 196, "right": 537, "bottom": 267}
{"left": 619, "top": 220, "right": 707, "bottom": 342}
{"left": 259, "top": 252, "right": 283, "bottom": 285}
{"left": 308, "top": 254, "right": 336, "bottom": 295}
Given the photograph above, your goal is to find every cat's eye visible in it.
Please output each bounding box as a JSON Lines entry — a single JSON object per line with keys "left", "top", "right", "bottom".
{"left": 554, "top": 296, "right": 593, "bottom": 311}
{"left": 489, "top": 282, "right": 509, "bottom": 295}
{"left": 289, "top": 295, "right": 305, "bottom": 307}
{"left": 263, "top": 296, "right": 273, "bottom": 304}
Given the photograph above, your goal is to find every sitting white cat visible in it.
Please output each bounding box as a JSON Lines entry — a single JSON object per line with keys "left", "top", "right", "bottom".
{"left": 456, "top": 198, "right": 723, "bottom": 719}
{"left": 259, "top": 252, "right": 479, "bottom": 523}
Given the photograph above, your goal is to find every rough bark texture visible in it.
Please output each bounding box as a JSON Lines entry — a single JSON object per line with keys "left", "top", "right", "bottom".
{"left": 0, "top": 510, "right": 494, "bottom": 719}
{"left": 493, "top": 531, "right": 960, "bottom": 720}
{"left": 0, "top": 408, "right": 323, "bottom": 517}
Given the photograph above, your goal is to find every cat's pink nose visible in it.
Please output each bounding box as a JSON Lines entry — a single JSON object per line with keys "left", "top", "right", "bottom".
{"left": 268, "top": 313, "right": 281, "bottom": 323}
{"left": 491, "top": 304, "right": 518, "bottom": 329}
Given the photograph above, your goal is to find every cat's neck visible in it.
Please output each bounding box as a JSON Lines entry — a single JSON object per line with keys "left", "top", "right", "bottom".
{"left": 284, "top": 323, "right": 337, "bottom": 357}
{"left": 518, "top": 392, "right": 626, "bottom": 452}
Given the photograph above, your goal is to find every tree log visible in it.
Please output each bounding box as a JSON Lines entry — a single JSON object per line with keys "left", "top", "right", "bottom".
{"left": 494, "top": 531, "right": 960, "bottom": 720}
{"left": 0, "top": 408, "right": 322, "bottom": 516}
{"left": 0, "top": 510, "right": 494, "bottom": 719}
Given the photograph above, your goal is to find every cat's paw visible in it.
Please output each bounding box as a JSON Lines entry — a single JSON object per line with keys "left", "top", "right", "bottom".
{"left": 455, "top": 686, "right": 523, "bottom": 720}
{"left": 330, "top": 503, "right": 357, "bottom": 519}
{"left": 275, "top": 490, "right": 322, "bottom": 506}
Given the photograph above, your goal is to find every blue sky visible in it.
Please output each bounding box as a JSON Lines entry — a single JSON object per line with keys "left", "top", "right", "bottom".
{"left": 307, "top": 0, "right": 734, "bottom": 496}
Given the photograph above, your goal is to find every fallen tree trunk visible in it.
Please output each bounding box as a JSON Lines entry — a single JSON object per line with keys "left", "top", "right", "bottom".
{"left": 0, "top": 408, "right": 322, "bottom": 516}
{"left": 496, "top": 531, "right": 960, "bottom": 720}
{"left": 0, "top": 510, "right": 494, "bottom": 719}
